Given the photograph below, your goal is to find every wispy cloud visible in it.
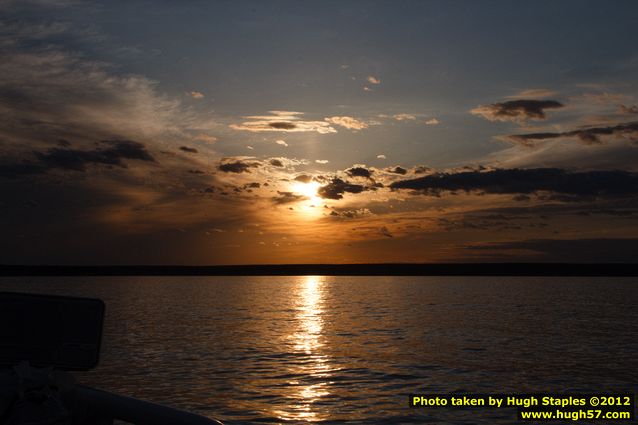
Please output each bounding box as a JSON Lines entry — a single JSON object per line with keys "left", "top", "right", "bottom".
{"left": 188, "top": 91, "right": 204, "bottom": 99}
{"left": 506, "top": 89, "right": 557, "bottom": 99}
{"left": 0, "top": 50, "right": 192, "bottom": 147}
{"left": 230, "top": 111, "right": 336, "bottom": 134}
{"left": 392, "top": 113, "right": 416, "bottom": 121}
{"left": 619, "top": 104, "right": 638, "bottom": 115}
{"left": 196, "top": 134, "right": 217, "bottom": 143}
{"left": 572, "top": 91, "right": 630, "bottom": 106}
{"left": 273, "top": 191, "right": 308, "bottom": 204}
{"left": 325, "top": 116, "right": 369, "bottom": 130}
{"left": 379, "top": 113, "right": 439, "bottom": 125}
{"left": 461, "top": 238, "right": 638, "bottom": 263}
{"left": 505, "top": 121, "right": 638, "bottom": 146}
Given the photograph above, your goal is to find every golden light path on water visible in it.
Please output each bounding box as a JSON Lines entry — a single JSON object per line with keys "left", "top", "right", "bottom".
{"left": 274, "top": 275, "right": 333, "bottom": 422}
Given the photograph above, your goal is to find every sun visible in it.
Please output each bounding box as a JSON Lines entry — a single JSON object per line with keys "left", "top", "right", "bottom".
{"left": 291, "top": 181, "right": 321, "bottom": 206}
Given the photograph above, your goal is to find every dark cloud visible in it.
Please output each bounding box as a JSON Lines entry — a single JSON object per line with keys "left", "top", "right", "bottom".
{"left": 462, "top": 238, "right": 638, "bottom": 262}
{"left": 386, "top": 166, "right": 407, "bottom": 175}
{"left": 318, "top": 178, "right": 367, "bottom": 200}
{"left": 236, "top": 182, "right": 261, "bottom": 193}
{"left": 294, "top": 174, "right": 312, "bottom": 183}
{"left": 413, "top": 166, "right": 431, "bottom": 174}
{"left": 437, "top": 214, "right": 545, "bottom": 232}
{"left": 29, "top": 140, "right": 155, "bottom": 172}
{"left": 390, "top": 168, "right": 638, "bottom": 198}
{"left": 268, "top": 122, "right": 297, "bottom": 130}
{"left": 273, "top": 191, "right": 308, "bottom": 204}
{"left": 347, "top": 166, "right": 373, "bottom": 179}
{"left": 329, "top": 208, "right": 372, "bottom": 219}
{"left": 218, "top": 160, "right": 259, "bottom": 173}
{"left": 179, "top": 146, "right": 198, "bottom": 153}
{"left": 507, "top": 121, "right": 638, "bottom": 145}
{"left": 269, "top": 159, "right": 284, "bottom": 167}
{"left": 472, "top": 99, "right": 564, "bottom": 122}
{"left": 350, "top": 225, "right": 395, "bottom": 238}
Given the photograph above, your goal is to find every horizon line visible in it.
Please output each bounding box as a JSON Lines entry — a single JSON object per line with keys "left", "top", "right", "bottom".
{"left": 1, "top": 263, "right": 637, "bottom": 277}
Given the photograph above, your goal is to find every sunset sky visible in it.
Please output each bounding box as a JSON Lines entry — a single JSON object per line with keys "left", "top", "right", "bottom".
{"left": 1, "top": 0, "right": 638, "bottom": 264}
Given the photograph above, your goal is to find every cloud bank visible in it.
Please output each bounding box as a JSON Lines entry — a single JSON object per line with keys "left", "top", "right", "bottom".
{"left": 471, "top": 99, "right": 564, "bottom": 122}
{"left": 390, "top": 168, "right": 638, "bottom": 198}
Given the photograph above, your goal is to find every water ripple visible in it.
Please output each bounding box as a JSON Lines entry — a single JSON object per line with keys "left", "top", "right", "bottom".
{"left": 1, "top": 275, "right": 637, "bottom": 424}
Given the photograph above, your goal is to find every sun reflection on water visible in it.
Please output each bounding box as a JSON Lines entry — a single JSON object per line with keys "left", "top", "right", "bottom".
{"left": 275, "top": 275, "right": 333, "bottom": 422}
{"left": 295, "top": 275, "right": 323, "bottom": 353}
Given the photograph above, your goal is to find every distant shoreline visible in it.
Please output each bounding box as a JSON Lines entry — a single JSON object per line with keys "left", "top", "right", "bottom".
{"left": 1, "top": 263, "right": 637, "bottom": 276}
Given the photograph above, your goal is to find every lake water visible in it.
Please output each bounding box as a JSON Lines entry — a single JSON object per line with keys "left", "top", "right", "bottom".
{"left": 1, "top": 276, "right": 637, "bottom": 424}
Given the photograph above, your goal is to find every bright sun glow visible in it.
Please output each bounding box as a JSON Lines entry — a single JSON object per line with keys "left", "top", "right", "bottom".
{"left": 291, "top": 181, "right": 322, "bottom": 207}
